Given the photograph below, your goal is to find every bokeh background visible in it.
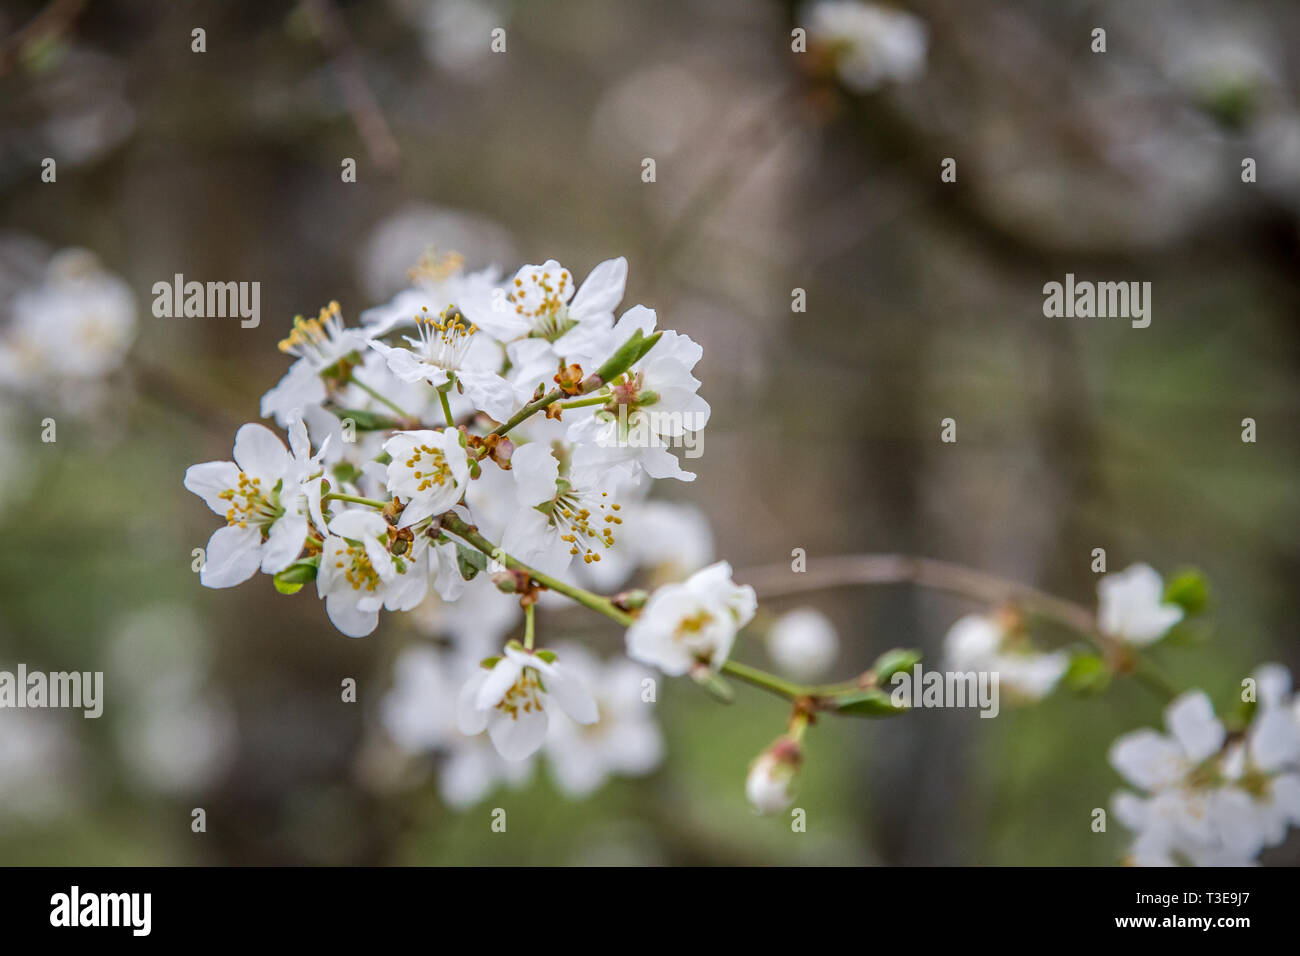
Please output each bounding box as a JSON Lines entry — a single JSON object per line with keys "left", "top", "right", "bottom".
{"left": 1, "top": 0, "right": 1297, "bottom": 865}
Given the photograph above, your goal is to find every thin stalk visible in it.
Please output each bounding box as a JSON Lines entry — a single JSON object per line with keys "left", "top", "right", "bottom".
{"left": 559, "top": 394, "right": 607, "bottom": 410}
{"left": 478, "top": 388, "right": 564, "bottom": 455}
{"left": 720, "top": 659, "right": 812, "bottom": 702}
{"left": 323, "top": 492, "right": 388, "bottom": 509}
{"left": 348, "top": 373, "right": 412, "bottom": 419}
{"left": 440, "top": 513, "right": 633, "bottom": 627}
{"left": 438, "top": 382, "right": 456, "bottom": 428}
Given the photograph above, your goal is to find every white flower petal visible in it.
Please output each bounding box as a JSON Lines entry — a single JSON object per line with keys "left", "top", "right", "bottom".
{"left": 183, "top": 460, "right": 241, "bottom": 516}
{"left": 324, "top": 593, "right": 378, "bottom": 637}
{"left": 327, "top": 509, "right": 387, "bottom": 541}
{"left": 488, "top": 706, "right": 548, "bottom": 761}
{"left": 570, "top": 256, "right": 627, "bottom": 319}
{"left": 260, "top": 512, "right": 307, "bottom": 574}
{"left": 1165, "top": 690, "right": 1225, "bottom": 763}
{"left": 199, "top": 524, "right": 264, "bottom": 588}
{"left": 1250, "top": 707, "right": 1300, "bottom": 773}
{"left": 475, "top": 659, "right": 524, "bottom": 711}
{"left": 232, "top": 422, "right": 290, "bottom": 479}
{"left": 545, "top": 670, "right": 598, "bottom": 725}
{"left": 456, "top": 671, "right": 491, "bottom": 735}
{"left": 510, "top": 442, "right": 560, "bottom": 506}
{"left": 1109, "top": 729, "right": 1186, "bottom": 791}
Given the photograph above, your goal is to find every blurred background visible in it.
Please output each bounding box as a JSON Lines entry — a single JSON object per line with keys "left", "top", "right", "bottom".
{"left": 0, "top": 0, "right": 1297, "bottom": 865}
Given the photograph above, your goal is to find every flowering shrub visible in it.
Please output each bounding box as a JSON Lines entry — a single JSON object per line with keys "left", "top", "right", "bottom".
{"left": 180, "top": 250, "right": 1300, "bottom": 864}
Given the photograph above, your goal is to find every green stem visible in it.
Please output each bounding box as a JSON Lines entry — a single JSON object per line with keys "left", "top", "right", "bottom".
{"left": 323, "top": 492, "right": 389, "bottom": 509}
{"left": 721, "top": 659, "right": 885, "bottom": 708}
{"left": 559, "top": 394, "right": 607, "bottom": 410}
{"left": 720, "top": 660, "right": 812, "bottom": 701}
{"left": 438, "top": 381, "right": 456, "bottom": 428}
{"left": 524, "top": 603, "right": 536, "bottom": 650}
{"left": 440, "top": 513, "right": 633, "bottom": 627}
{"left": 1130, "top": 653, "right": 1179, "bottom": 703}
{"left": 349, "top": 373, "right": 412, "bottom": 419}
{"left": 479, "top": 388, "right": 564, "bottom": 455}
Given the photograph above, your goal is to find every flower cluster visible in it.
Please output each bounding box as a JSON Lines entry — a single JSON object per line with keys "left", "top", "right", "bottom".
{"left": 186, "top": 252, "right": 719, "bottom": 779}
{"left": 1110, "top": 666, "right": 1300, "bottom": 866}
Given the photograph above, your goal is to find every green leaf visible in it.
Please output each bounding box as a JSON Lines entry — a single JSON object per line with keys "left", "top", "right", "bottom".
{"left": 456, "top": 543, "right": 487, "bottom": 580}
{"left": 332, "top": 461, "right": 361, "bottom": 485}
{"left": 1160, "top": 619, "right": 1213, "bottom": 648}
{"left": 1064, "top": 652, "right": 1111, "bottom": 694}
{"left": 1164, "top": 568, "right": 1209, "bottom": 615}
{"left": 593, "top": 329, "right": 660, "bottom": 384}
{"left": 691, "top": 670, "right": 735, "bottom": 704}
{"left": 535, "top": 650, "right": 557, "bottom": 664}
{"left": 871, "top": 648, "right": 921, "bottom": 684}
{"left": 272, "top": 557, "right": 319, "bottom": 594}
{"left": 834, "top": 689, "right": 907, "bottom": 717}
{"left": 633, "top": 330, "right": 663, "bottom": 363}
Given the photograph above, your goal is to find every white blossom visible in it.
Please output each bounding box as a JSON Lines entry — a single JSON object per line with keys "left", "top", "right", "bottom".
{"left": 625, "top": 561, "right": 756, "bottom": 676}
{"left": 382, "top": 645, "right": 534, "bottom": 807}
{"left": 261, "top": 302, "right": 368, "bottom": 426}
{"left": 500, "top": 441, "right": 639, "bottom": 576}
{"left": 0, "top": 249, "right": 135, "bottom": 400}
{"left": 315, "top": 509, "right": 450, "bottom": 638}
{"left": 367, "top": 306, "right": 516, "bottom": 422}
{"left": 804, "top": 0, "right": 928, "bottom": 93}
{"left": 183, "top": 418, "right": 328, "bottom": 588}
{"left": 383, "top": 428, "right": 470, "bottom": 528}
{"left": 1098, "top": 563, "right": 1184, "bottom": 646}
{"left": 767, "top": 608, "right": 839, "bottom": 680}
{"left": 456, "top": 644, "right": 598, "bottom": 761}
{"left": 460, "top": 257, "right": 628, "bottom": 401}
{"left": 942, "top": 613, "right": 1069, "bottom": 702}
{"left": 542, "top": 644, "right": 663, "bottom": 797}
{"left": 566, "top": 304, "right": 709, "bottom": 482}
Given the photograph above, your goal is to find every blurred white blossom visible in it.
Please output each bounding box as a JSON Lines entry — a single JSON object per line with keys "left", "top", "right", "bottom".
{"left": 1097, "top": 563, "right": 1184, "bottom": 647}
{"left": 804, "top": 0, "right": 928, "bottom": 93}
{"left": 767, "top": 608, "right": 839, "bottom": 680}
{"left": 1110, "top": 669, "right": 1300, "bottom": 866}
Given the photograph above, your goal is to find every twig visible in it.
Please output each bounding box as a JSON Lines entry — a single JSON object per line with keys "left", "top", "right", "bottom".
{"left": 299, "top": 0, "right": 400, "bottom": 174}
{"left": 737, "top": 553, "right": 1098, "bottom": 635}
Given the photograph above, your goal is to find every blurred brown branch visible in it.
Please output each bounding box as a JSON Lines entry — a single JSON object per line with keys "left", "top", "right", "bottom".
{"left": 299, "top": 0, "right": 400, "bottom": 175}
{"left": 738, "top": 553, "right": 1097, "bottom": 634}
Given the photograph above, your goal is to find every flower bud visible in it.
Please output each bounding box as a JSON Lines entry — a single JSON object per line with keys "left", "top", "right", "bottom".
{"left": 613, "top": 588, "right": 650, "bottom": 611}
{"left": 745, "top": 737, "right": 802, "bottom": 814}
